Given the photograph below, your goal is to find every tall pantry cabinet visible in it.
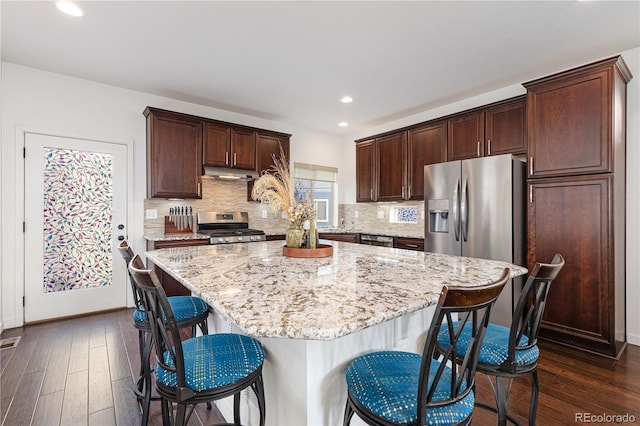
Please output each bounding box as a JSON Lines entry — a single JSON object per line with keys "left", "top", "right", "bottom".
{"left": 524, "top": 56, "right": 631, "bottom": 358}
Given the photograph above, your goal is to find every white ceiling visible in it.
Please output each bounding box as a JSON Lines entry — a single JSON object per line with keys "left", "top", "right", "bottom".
{"left": 2, "top": 1, "right": 639, "bottom": 136}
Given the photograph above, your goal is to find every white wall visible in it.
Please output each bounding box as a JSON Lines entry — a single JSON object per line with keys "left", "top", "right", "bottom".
{"left": 0, "top": 62, "right": 342, "bottom": 330}
{"left": 339, "top": 47, "right": 640, "bottom": 346}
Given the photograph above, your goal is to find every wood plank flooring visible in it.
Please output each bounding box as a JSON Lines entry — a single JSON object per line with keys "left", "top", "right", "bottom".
{"left": 1, "top": 308, "right": 639, "bottom": 425}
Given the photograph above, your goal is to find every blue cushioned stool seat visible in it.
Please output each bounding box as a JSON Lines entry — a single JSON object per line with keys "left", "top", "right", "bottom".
{"left": 133, "top": 295, "right": 209, "bottom": 324}
{"left": 346, "top": 351, "right": 474, "bottom": 426}
{"left": 437, "top": 322, "right": 539, "bottom": 367}
{"left": 156, "top": 333, "right": 265, "bottom": 392}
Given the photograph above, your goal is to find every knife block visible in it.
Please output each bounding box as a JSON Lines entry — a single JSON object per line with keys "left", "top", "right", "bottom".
{"left": 164, "top": 216, "right": 194, "bottom": 234}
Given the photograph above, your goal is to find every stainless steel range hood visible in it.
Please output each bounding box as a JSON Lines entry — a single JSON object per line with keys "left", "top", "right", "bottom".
{"left": 202, "top": 166, "right": 258, "bottom": 181}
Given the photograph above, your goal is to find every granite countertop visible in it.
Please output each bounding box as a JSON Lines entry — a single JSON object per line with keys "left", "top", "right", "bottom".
{"left": 144, "top": 231, "right": 211, "bottom": 241}
{"left": 145, "top": 240, "right": 527, "bottom": 340}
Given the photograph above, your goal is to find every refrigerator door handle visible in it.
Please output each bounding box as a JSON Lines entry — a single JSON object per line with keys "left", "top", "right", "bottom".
{"left": 461, "top": 176, "right": 469, "bottom": 242}
{"left": 453, "top": 178, "right": 460, "bottom": 242}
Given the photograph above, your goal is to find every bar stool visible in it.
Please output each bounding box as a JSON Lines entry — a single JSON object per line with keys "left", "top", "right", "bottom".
{"left": 437, "top": 254, "right": 564, "bottom": 425}
{"left": 343, "top": 268, "right": 510, "bottom": 426}
{"left": 128, "top": 254, "right": 266, "bottom": 426}
{"left": 117, "top": 241, "right": 210, "bottom": 425}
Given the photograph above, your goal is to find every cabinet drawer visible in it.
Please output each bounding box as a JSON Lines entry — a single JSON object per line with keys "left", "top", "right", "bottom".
{"left": 394, "top": 237, "right": 424, "bottom": 251}
{"left": 319, "top": 233, "right": 360, "bottom": 243}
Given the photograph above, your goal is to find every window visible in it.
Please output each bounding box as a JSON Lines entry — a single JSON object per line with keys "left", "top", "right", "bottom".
{"left": 293, "top": 163, "right": 338, "bottom": 228}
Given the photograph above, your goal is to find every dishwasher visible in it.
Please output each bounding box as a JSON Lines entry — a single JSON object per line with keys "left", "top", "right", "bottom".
{"left": 359, "top": 234, "right": 393, "bottom": 247}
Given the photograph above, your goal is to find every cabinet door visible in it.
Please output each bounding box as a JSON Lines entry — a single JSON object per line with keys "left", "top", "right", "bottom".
{"left": 356, "top": 140, "right": 376, "bottom": 202}
{"left": 376, "top": 132, "right": 407, "bottom": 201}
{"left": 146, "top": 109, "right": 203, "bottom": 199}
{"left": 526, "top": 69, "right": 612, "bottom": 178}
{"left": 407, "top": 121, "right": 447, "bottom": 200}
{"left": 203, "top": 122, "right": 231, "bottom": 167}
{"left": 256, "top": 133, "right": 290, "bottom": 174}
{"left": 230, "top": 128, "right": 256, "bottom": 170}
{"left": 447, "top": 111, "right": 484, "bottom": 161}
{"left": 528, "top": 176, "right": 617, "bottom": 356}
{"left": 248, "top": 133, "right": 290, "bottom": 201}
{"left": 485, "top": 98, "right": 526, "bottom": 156}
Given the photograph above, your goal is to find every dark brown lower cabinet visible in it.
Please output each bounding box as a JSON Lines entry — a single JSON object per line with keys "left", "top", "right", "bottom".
{"left": 394, "top": 237, "right": 424, "bottom": 251}
{"left": 527, "top": 175, "right": 625, "bottom": 358}
{"left": 318, "top": 232, "right": 360, "bottom": 243}
{"left": 146, "top": 239, "right": 210, "bottom": 296}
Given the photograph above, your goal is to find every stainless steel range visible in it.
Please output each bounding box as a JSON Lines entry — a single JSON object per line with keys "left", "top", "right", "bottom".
{"left": 197, "top": 211, "right": 266, "bottom": 245}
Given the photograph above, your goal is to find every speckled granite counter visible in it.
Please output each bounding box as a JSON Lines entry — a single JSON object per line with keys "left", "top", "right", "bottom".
{"left": 145, "top": 240, "right": 526, "bottom": 340}
{"left": 145, "top": 240, "right": 526, "bottom": 425}
{"left": 144, "top": 230, "right": 210, "bottom": 241}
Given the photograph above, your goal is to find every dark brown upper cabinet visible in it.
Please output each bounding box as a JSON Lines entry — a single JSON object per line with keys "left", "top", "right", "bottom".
{"left": 356, "top": 140, "right": 376, "bottom": 202}
{"left": 146, "top": 107, "right": 291, "bottom": 200}
{"left": 203, "top": 122, "right": 256, "bottom": 170}
{"left": 524, "top": 56, "right": 631, "bottom": 179}
{"left": 144, "top": 107, "right": 203, "bottom": 199}
{"left": 255, "top": 132, "right": 290, "bottom": 174}
{"left": 376, "top": 132, "right": 407, "bottom": 201}
{"left": 485, "top": 98, "right": 526, "bottom": 156}
{"left": 407, "top": 120, "right": 447, "bottom": 200}
{"left": 447, "top": 110, "right": 485, "bottom": 161}
{"left": 247, "top": 132, "right": 291, "bottom": 201}
{"left": 356, "top": 123, "right": 446, "bottom": 202}
{"left": 448, "top": 97, "right": 526, "bottom": 161}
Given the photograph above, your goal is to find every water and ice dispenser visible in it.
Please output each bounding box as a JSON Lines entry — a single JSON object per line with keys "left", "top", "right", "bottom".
{"left": 428, "top": 199, "right": 449, "bottom": 233}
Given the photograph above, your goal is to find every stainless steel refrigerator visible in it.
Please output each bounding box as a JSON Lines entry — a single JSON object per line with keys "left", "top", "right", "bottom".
{"left": 424, "top": 154, "right": 526, "bottom": 326}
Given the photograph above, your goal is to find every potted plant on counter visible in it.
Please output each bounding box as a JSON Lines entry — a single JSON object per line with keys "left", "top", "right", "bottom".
{"left": 251, "top": 150, "right": 316, "bottom": 249}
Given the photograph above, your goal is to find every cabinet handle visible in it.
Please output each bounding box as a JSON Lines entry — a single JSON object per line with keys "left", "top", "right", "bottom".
{"left": 487, "top": 139, "right": 491, "bottom": 156}
{"left": 402, "top": 186, "right": 405, "bottom": 199}
{"left": 370, "top": 189, "right": 374, "bottom": 200}
{"left": 529, "top": 157, "right": 534, "bottom": 176}
{"left": 225, "top": 151, "right": 229, "bottom": 165}
{"left": 197, "top": 182, "right": 201, "bottom": 197}
{"left": 407, "top": 244, "right": 418, "bottom": 248}
{"left": 529, "top": 185, "right": 533, "bottom": 204}
{"left": 233, "top": 152, "right": 237, "bottom": 166}
{"left": 477, "top": 141, "right": 480, "bottom": 157}
{"left": 407, "top": 185, "right": 411, "bottom": 199}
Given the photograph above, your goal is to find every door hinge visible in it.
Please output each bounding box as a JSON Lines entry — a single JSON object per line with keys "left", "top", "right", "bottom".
{"left": 23, "top": 222, "right": 26, "bottom": 232}
{"left": 23, "top": 296, "right": 25, "bottom": 307}
{"left": 23, "top": 147, "right": 26, "bottom": 158}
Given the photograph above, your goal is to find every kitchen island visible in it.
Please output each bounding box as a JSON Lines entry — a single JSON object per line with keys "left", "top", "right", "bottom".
{"left": 145, "top": 240, "right": 527, "bottom": 425}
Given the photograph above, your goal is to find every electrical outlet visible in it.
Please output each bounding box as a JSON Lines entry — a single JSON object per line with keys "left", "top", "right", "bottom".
{"left": 354, "top": 211, "right": 359, "bottom": 219}
{"left": 261, "top": 210, "right": 268, "bottom": 219}
{"left": 377, "top": 210, "right": 384, "bottom": 219}
{"left": 145, "top": 209, "right": 158, "bottom": 219}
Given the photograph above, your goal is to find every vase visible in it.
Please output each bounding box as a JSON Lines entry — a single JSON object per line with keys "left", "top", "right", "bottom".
{"left": 309, "top": 218, "right": 317, "bottom": 249}
{"left": 286, "top": 225, "right": 305, "bottom": 248}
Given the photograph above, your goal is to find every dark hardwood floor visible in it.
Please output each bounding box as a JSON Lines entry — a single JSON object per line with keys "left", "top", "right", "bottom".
{"left": 1, "top": 308, "right": 639, "bottom": 425}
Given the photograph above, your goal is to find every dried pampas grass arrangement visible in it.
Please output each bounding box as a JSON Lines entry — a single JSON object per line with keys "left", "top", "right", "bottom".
{"left": 251, "top": 149, "right": 315, "bottom": 226}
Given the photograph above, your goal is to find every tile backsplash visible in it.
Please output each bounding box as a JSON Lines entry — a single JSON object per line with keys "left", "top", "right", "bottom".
{"left": 144, "top": 179, "right": 425, "bottom": 238}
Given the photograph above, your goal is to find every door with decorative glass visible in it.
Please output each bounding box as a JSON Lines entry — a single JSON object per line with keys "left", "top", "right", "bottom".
{"left": 24, "top": 133, "right": 128, "bottom": 322}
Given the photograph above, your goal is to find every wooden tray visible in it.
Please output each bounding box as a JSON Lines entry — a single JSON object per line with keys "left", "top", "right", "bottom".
{"left": 282, "top": 244, "right": 333, "bottom": 258}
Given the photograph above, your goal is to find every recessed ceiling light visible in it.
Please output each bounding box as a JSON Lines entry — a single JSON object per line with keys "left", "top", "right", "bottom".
{"left": 56, "top": 2, "right": 84, "bottom": 17}
{"left": 338, "top": 122, "right": 349, "bottom": 127}
{"left": 340, "top": 96, "right": 353, "bottom": 104}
